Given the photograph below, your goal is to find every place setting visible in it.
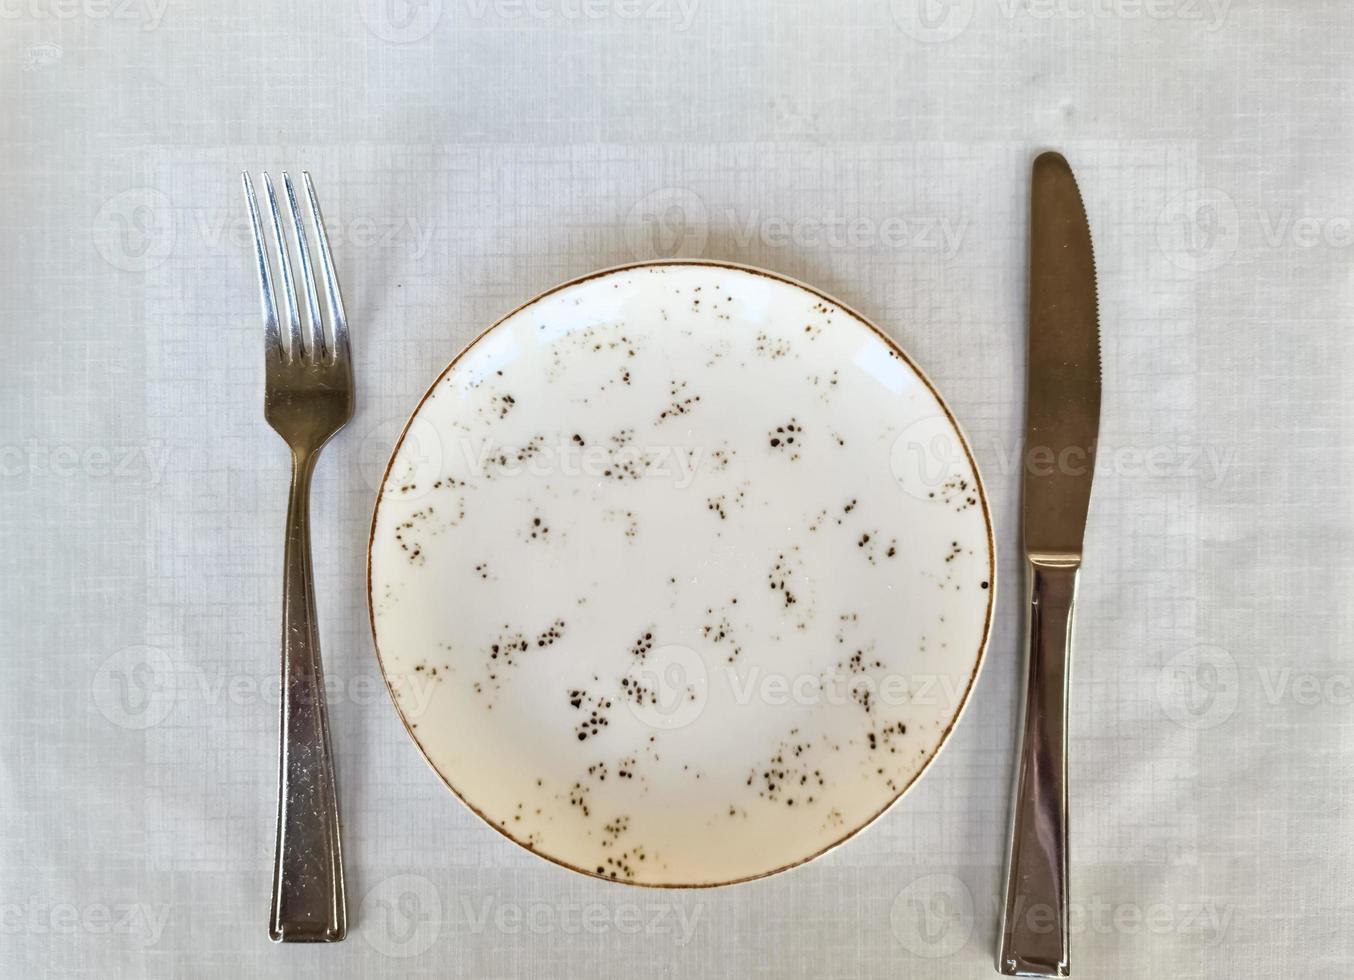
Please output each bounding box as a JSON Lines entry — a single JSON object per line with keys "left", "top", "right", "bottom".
{"left": 244, "top": 152, "right": 1100, "bottom": 976}
{"left": 14, "top": 4, "right": 1354, "bottom": 976}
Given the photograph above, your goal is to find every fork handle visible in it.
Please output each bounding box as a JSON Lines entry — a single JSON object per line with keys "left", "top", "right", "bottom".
{"left": 1000, "top": 559, "right": 1077, "bottom": 976}
{"left": 269, "top": 450, "right": 347, "bottom": 942}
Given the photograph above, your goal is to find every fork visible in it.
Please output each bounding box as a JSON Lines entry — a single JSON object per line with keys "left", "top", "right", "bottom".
{"left": 243, "top": 171, "right": 352, "bottom": 943}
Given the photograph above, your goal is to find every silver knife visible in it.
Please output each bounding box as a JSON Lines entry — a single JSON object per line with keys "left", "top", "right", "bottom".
{"left": 999, "top": 151, "right": 1101, "bottom": 977}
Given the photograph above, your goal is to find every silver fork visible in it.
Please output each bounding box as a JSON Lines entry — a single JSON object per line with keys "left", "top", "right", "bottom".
{"left": 243, "top": 171, "right": 352, "bottom": 943}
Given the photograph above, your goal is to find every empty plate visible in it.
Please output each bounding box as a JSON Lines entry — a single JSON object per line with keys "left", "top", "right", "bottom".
{"left": 368, "top": 261, "right": 993, "bottom": 886}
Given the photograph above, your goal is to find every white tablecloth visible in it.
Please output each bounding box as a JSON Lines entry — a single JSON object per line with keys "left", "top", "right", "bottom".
{"left": 2, "top": 2, "right": 1351, "bottom": 977}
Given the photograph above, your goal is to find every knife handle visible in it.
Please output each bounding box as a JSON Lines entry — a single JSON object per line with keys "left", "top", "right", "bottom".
{"left": 1000, "top": 559, "right": 1078, "bottom": 977}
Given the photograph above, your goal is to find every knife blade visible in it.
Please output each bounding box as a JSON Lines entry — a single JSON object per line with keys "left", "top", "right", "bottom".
{"left": 999, "top": 151, "right": 1101, "bottom": 978}
{"left": 1023, "top": 151, "right": 1102, "bottom": 560}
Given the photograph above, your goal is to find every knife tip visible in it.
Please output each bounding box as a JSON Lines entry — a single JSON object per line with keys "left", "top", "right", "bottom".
{"left": 1033, "top": 150, "right": 1070, "bottom": 174}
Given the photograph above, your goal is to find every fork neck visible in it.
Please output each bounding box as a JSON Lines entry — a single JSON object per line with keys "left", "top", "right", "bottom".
{"left": 289, "top": 448, "right": 319, "bottom": 488}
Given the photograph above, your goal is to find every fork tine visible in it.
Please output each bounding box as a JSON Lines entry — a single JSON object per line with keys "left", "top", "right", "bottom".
{"left": 262, "top": 172, "right": 304, "bottom": 361}
{"left": 241, "top": 173, "right": 283, "bottom": 358}
{"left": 302, "top": 172, "right": 349, "bottom": 365}
{"left": 282, "top": 172, "right": 327, "bottom": 361}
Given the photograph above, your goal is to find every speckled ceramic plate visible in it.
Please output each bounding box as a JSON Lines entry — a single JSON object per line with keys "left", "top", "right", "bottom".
{"left": 368, "top": 261, "right": 994, "bottom": 887}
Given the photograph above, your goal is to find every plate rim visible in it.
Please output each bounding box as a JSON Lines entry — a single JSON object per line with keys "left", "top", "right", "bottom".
{"left": 366, "top": 258, "right": 997, "bottom": 888}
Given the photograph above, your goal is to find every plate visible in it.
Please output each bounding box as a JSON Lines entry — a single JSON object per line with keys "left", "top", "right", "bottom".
{"left": 368, "top": 261, "right": 994, "bottom": 886}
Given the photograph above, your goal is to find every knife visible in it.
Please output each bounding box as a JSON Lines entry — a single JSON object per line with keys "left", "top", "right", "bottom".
{"left": 998, "top": 151, "right": 1101, "bottom": 977}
